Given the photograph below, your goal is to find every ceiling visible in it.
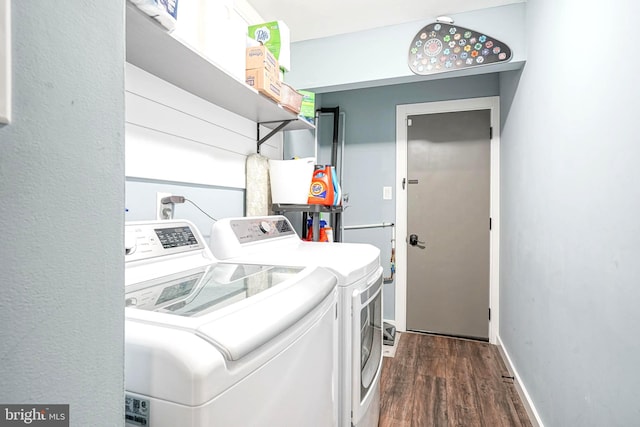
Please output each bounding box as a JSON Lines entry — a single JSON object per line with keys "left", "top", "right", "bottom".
{"left": 246, "top": 0, "right": 525, "bottom": 42}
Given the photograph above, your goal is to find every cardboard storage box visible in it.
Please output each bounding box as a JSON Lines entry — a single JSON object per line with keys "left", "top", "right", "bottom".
{"left": 246, "top": 46, "right": 278, "bottom": 75}
{"left": 248, "top": 21, "right": 291, "bottom": 71}
{"left": 298, "top": 90, "right": 316, "bottom": 124}
{"left": 280, "top": 83, "right": 303, "bottom": 114}
{"left": 246, "top": 68, "right": 282, "bottom": 103}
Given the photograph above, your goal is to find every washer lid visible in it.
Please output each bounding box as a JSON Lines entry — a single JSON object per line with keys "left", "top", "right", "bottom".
{"left": 195, "top": 266, "right": 336, "bottom": 360}
{"left": 215, "top": 242, "right": 381, "bottom": 284}
{"left": 209, "top": 216, "right": 382, "bottom": 284}
{"left": 126, "top": 262, "right": 337, "bottom": 360}
{"left": 126, "top": 263, "right": 305, "bottom": 317}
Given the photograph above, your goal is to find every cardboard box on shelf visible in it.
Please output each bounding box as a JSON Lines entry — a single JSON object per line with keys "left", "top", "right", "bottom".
{"left": 248, "top": 21, "right": 291, "bottom": 71}
{"left": 280, "top": 83, "right": 303, "bottom": 115}
{"left": 246, "top": 68, "right": 282, "bottom": 103}
{"left": 298, "top": 90, "right": 316, "bottom": 124}
{"left": 246, "top": 46, "right": 279, "bottom": 75}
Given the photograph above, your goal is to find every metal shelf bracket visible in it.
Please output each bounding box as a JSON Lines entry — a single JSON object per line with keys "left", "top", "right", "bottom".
{"left": 257, "top": 119, "right": 297, "bottom": 153}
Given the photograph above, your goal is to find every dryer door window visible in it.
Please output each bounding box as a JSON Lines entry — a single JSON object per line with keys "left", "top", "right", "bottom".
{"left": 360, "top": 276, "right": 383, "bottom": 401}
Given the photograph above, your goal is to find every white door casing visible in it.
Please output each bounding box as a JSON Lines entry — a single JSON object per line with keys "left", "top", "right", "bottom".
{"left": 395, "top": 97, "right": 500, "bottom": 344}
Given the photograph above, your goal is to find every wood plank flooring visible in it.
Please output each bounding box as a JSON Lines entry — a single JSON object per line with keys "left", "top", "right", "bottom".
{"left": 379, "top": 332, "right": 532, "bottom": 427}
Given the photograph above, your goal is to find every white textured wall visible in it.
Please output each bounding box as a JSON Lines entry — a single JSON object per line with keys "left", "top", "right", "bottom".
{"left": 125, "top": 63, "right": 282, "bottom": 188}
{"left": 499, "top": 0, "right": 640, "bottom": 425}
{"left": 0, "top": 2, "right": 125, "bottom": 425}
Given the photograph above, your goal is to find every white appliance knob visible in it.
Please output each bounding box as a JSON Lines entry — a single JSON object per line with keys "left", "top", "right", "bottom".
{"left": 125, "top": 233, "right": 137, "bottom": 255}
{"left": 259, "top": 221, "right": 272, "bottom": 234}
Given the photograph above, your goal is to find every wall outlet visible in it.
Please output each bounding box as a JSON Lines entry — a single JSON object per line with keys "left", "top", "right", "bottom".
{"left": 383, "top": 186, "right": 393, "bottom": 200}
{"left": 156, "top": 192, "right": 172, "bottom": 220}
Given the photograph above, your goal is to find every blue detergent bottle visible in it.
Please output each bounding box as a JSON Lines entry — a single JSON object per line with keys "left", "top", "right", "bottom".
{"left": 305, "top": 218, "right": 329, "bottom": 242}
{"left": 330, "top": 166, "right": 341, "bottom": 205}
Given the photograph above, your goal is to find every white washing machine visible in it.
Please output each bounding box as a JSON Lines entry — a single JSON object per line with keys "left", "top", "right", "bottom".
{"left": 210, "top": 215, "right": 383, "bottom": 427}
{"left": 124, "top": 220, "right": 339, "bottom": 427}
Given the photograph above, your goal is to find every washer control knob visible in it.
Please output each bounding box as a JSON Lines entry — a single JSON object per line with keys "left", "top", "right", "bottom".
{"left": 259, "top": 221, "right": 272, "bottom": 234}
{"left": 125, "top": 233, "right": 137, "bottom": 255}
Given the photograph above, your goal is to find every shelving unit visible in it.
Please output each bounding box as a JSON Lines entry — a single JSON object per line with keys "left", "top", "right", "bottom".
{"left": 125, "top": 3, "right": 313, "bottom": 148}
{"left": 272, "top": 107, "right": 344, "bottom": 242}
{"left": 272, "top": 204, "right": 344, "bottom": 242}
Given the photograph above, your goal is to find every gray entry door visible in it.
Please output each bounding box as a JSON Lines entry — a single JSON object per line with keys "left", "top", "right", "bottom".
{"left": 406, "top": 109, "right": 491, "bottom": 340}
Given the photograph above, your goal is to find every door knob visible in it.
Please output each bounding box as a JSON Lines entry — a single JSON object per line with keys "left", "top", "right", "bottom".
{"left": 409, "top": 234, "right": 425, "bottom": 247}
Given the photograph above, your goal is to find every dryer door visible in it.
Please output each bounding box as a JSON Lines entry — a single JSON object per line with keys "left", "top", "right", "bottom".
{"left": 359, "top": 274, "right": 383, "bottom": 397}
{"left": 352, "top": 268, "right": 383, "bottom": 426}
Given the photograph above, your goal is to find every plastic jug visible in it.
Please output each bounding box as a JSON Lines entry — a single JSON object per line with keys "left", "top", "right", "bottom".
{"left": 305, "top": 219, "right": 329, "bottom": 242}
{"left": 308, "top": 166, "right": 335, "bottom": 205}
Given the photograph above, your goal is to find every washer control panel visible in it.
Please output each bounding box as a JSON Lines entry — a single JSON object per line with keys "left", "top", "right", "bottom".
{"left": 125, "top": 220, "right": 205, "bottom": 262}
{"left": 229, "top": 216, "right": 296, "bottom": 244}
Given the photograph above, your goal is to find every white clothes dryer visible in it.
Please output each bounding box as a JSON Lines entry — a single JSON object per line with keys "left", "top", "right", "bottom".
{"left": 210, "top": 215, "right": 383, "bottom": 427}
{"left": 124, "top": 220, "right": 339, "bottom": 427}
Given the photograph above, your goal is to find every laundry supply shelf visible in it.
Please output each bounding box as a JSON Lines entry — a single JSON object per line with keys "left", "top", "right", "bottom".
{"left": 125, "top": 3, "right": 314, "bottom": 134}
{"left": 272, "top": 204, "right": 344, "bottom": 214}
{"left": 272, "top": 204, "right": 344, "bottom": 242}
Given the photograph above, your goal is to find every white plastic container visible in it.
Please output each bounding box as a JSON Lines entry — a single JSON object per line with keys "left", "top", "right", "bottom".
{"left": 173, "top": 0, "right": 246, "bottom": 82}
{"left": 269, "top": 158, "right": 315, "bottom": 204}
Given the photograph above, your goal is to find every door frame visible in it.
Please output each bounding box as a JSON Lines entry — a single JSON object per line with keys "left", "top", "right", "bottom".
{"left": 395, "top": 96, "right": 500, "bottom": 344}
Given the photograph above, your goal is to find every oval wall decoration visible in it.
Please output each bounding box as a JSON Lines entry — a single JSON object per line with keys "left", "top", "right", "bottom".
{"left": 408, "top": 22, "right": 512, "bottom": 75}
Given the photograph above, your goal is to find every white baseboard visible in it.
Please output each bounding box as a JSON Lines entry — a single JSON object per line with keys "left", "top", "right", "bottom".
{"left": 496, "top": 335, "right": 544, "bottom": 427}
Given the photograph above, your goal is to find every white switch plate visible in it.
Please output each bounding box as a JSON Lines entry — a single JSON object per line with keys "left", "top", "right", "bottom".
{"left": 383, "top": 186, "right": 392, "bottom": 200}
{"left": 0, "top": 0, "right": 10, "bottom": 124}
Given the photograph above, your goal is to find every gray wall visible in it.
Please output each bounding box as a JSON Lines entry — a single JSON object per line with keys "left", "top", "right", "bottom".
{"left": 0, "top": 2, "right": 125, "bottom": 425}
{"left": 499, "top": 0, "right": 640, "bottom": 425}
{"left": 286, "top": 3, "right": 526, "bottom": 93}
{"left": 307, "top": 74, "right": 500, "bottom": 319}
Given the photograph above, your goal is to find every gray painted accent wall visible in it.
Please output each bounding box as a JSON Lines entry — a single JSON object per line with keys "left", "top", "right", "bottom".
{"left": 287, "top": 3, "right": 526, "bottom": 93}
{"left": 293, "top": 74, "right": 500, "bottom": 319}
{"left": 0, "top": 2, "right": 125, "bottom": 425}
{"left": 499, "top": 0, "right": 640, "bottom": 425}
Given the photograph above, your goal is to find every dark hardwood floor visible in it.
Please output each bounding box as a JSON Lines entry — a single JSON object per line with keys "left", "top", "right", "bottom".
{"left": 379, "top": 332, "right": 532, "bottom": 427}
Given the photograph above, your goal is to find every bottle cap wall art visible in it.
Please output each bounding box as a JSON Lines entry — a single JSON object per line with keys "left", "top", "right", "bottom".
{"left": 408, "top": 22, "right": 512, "bottom": 75}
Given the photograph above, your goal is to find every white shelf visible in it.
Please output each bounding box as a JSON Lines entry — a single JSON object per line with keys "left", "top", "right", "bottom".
{"left": 125, "top": 3, "right": 314, "bottom": 132}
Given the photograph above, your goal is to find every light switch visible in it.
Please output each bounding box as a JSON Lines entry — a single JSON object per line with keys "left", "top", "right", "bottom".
{"left": 383, "top": 186, "right": 392, "bottom": 200}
